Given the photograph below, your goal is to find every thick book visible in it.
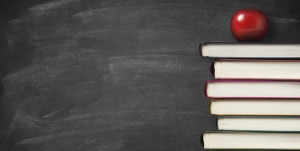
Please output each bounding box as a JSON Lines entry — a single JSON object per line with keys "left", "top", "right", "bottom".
{"left": 212, "top": 59, "right": 300, "bottom": 80}
{"left": 218, "top": 117, "right": 300, "bottom": 132}
{"left": 205, "top": 80, "right": 300, "bottom": 99}
{"left": 200, "top": 43, "right": 300, "bottom": 58}
{"left": 209, "top": 99, "right": 300, "bottom": 116}
{"left": 201, "top": 131, "right": 300, "bottom": 150}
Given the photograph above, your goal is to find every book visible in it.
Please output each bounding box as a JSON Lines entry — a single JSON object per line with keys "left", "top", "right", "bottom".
{"left": 212, "top": 59, "right": 300, "bottom": 80}
{"left": 209, "top": 99, "right": 300, "bottom": 116}
{"left": 218, "top": 117, "right": 300, "bottom": 132}
{"left": 205, "top": 80, "right": 300, "bottom": 99}
{"left": 201, "top": 131, "right": 300, "bottom": 149}
{"left": 200, "top": 43, "right": 300, "bottom": 58}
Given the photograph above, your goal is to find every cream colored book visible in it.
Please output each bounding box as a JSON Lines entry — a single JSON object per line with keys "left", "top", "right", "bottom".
{"left": 200, "top": 43, "right": 300, "bottom": 58}
{"left": 202, "top": 132, "right": 300, "bottom": 150}
{"left": 218, "top": 117, "right": 300, "bottom": 132}
{"left": 212, "top": 60, "right": 300, "bottom": 80}
{"left": 210, "top": 99, "right": 300, "bottom": 116}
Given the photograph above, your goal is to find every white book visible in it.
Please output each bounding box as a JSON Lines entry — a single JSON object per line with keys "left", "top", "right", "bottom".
{"left": 210, "top": 99, "right": 300, "bottom": 116}
{"left": 206, "top": 80, "right": 300, "bottom": 99}
{"left": 200, "top": 43, "right": 300, "bottom": 58}
{"left": 218, "top": 117, "right": 300, "bottom": 132}
{"left": 212, "top": 60, "right": 300, "bottom": 80}
{"left": 202, "top": 132, "right": 300, "bottom": 150}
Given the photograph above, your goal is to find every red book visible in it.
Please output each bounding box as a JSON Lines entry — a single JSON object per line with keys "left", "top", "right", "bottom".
{"left": 211, "top": 59, "right": 300, "bottom": 80}
{"left": 205, "top": 80, "right": 300, "bottom": 99}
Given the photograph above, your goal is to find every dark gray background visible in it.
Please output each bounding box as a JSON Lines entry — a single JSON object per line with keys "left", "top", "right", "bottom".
{"left": 1, "top": 0, "right": 300, "bottom": 151}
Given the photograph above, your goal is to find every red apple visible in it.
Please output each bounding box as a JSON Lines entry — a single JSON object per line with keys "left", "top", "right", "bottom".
{"left": 231, "top": 9, "right": 268, "bottom": 41}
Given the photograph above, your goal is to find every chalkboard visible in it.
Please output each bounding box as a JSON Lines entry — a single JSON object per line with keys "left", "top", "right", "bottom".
{"left": 1, "top": 0, "right": 300, "bottom": 150}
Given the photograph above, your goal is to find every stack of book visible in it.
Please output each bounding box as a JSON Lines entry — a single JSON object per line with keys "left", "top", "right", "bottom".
{"left": 200, "top": 43, "right": 300, "bottom": 150}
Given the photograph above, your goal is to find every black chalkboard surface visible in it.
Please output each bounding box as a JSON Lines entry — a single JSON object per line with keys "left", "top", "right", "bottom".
{"left": 1, "top": 0, "right": 300, "bottom": 150}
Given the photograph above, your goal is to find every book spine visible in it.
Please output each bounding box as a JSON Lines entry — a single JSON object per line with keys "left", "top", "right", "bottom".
{"left": 199, "top": 42, "right": 208, "bottom": 56}
{"left": 216, "top": 117, "right": 219, "bottom": 130}
{"left": 210, "top": 61, "right": 215, "bottom": 77}
{"left": 204, "top": 80, "right": 210, "bottom": 98}
{"left": 199, "top": 43, "right": 203, "bottom": 56}
{"left": 199, "top": 133, "right": 204, "bottom": 147}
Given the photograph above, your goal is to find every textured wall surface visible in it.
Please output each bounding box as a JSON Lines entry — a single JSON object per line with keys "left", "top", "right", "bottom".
{"left": 1, "top": 0, "right": 300, "bottom": 150}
